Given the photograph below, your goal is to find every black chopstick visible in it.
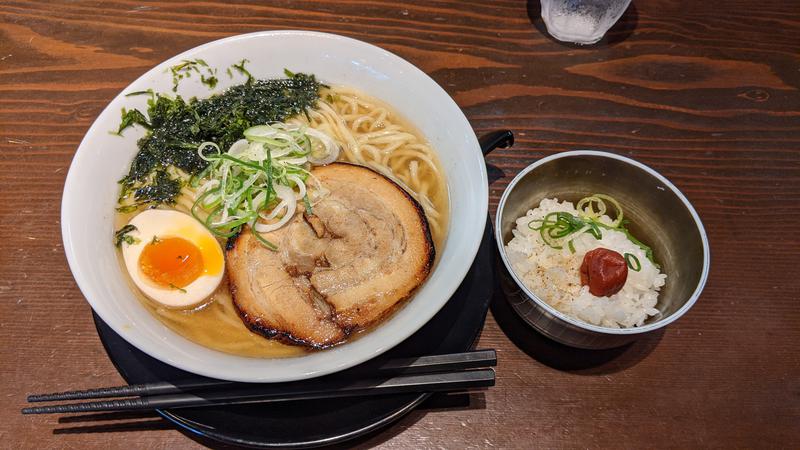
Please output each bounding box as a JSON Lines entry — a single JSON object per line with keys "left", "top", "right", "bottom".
{"left": 27, "top": 349, "right": 496, "bottom": 403}
{"left": 22, "top": 368, "right": 495, "bottom": 414}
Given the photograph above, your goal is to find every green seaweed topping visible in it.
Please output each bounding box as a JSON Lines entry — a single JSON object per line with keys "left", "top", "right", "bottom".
{"left": 115, "top": 71, "right": 322, "bottom": 211}
{"left": 113, "top": 224, "right": 139, "bottom": 247}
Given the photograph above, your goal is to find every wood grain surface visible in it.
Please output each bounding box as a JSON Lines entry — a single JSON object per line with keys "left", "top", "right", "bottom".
{"left": 2, "top": 0, "right": 799, "bottom": 448}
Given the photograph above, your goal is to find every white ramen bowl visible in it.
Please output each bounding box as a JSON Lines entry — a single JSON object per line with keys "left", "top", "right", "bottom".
{"left": 62, "top": 31, "right": 487, "bottom": 382}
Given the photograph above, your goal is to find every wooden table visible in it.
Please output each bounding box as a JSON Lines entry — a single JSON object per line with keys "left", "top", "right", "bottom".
{"left": 2, "top": 1, "right": 798, "bottom": 448}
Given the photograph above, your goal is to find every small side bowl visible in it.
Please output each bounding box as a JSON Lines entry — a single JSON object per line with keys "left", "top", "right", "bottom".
{"left": 495, "top": 151, "right": 710, "bottom": 349}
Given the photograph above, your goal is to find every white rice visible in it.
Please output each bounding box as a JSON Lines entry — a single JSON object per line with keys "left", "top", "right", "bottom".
{"left": 505, "top": 198, "right": 667, "bottom": 328}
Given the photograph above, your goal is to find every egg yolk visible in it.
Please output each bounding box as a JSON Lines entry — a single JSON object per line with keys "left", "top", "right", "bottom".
{"left": 139, "top": 237, "right": 204, "bottom": 288}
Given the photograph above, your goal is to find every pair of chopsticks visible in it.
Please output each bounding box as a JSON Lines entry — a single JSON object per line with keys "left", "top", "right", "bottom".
{"left": 23, "top": 349, "right": 496, "bottom": 415}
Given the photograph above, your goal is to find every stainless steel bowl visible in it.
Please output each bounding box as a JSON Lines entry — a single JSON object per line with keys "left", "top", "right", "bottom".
{"left": 495, "top": 151, "right": 710, "bottom": 349}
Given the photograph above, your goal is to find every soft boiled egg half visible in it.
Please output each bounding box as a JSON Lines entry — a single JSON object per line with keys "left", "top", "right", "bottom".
{"left": 119, "top": 209, "right": 224, "bottom": 308}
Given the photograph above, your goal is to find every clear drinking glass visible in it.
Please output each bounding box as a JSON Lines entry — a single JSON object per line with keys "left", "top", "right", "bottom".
{"left": 540, "top": 0, "right": 632, "bottom": 45}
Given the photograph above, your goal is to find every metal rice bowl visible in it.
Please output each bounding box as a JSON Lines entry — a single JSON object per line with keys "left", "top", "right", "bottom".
{"left": 495, "top": 151, "right": 710, "bottom": 349}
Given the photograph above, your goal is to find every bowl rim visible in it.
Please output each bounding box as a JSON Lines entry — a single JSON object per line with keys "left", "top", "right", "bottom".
{"left": 495, "top": 150, "right": 710, "bottom": 335}
{"left": 61, "top": 30, "right": 488, "bottom": 382}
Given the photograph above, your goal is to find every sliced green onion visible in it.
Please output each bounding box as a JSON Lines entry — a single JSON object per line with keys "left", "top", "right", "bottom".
{"left": 251, "top": 229, "right": 278, "bottom": 250}
{"left": 593, "top": 193, "right": 623, "bottom": 227}
{"left": 576, "top": 195, "right": 606, "bottom": 219}
{"left": 577, "top": 194, "right": 623, "bottom": 227}
{"left": 625, "top": 253, "right": 641, "bottom": 271}
{"left": 622, "top": 228, "right": 657, "bottom": 267}
{"left": 526, "top": 195, "right": 657, "bottom": 267}
{"left": 303, "top": 193, "right": 313, "bottom": 215}
{"left": 202, "top": 205, "right": 240, "bottom": 238}
{"left": 190, "top": 123, "right": 332, "bottom": 250}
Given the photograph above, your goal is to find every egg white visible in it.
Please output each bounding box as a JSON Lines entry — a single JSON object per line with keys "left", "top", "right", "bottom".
{"left": 120, "top": 209, "right": 225, "bottom": 308}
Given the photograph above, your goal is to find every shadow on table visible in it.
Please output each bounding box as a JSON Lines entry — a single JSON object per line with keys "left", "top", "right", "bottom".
{"left": 489, "top": 272, "right": 663, "bottom": 374}
{"left": 52, "top": 392, "right": 487, "bottom": 448}
{"left": 525, "top": 0, "right": 639, "bottom": 48}
{"left": 53, "top": 411, "right": 173, "bottom": 434}
{"left": 487, "top": 163, "right": 506, "bottom": 185}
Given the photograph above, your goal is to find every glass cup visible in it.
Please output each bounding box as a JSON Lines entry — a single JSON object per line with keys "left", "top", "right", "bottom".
{"left": 540, "top": 0, "right": 632, "bottom": 45}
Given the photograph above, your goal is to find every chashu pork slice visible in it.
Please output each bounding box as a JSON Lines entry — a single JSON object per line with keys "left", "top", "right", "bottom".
{"left": 308, "top": 163, "right": 435, "bottom": 328}
{"left": 226, "top": 223, "right": 346, "bottom": 348}
{"left": 226, "top": 162, "right": 435, "bottom": 348}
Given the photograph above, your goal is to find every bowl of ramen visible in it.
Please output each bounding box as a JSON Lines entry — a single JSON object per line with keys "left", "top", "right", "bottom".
{"left": 496, "top": 151, "right": 710, "bottom": 349}
{"left": 62, "top": 31, "right": 492, "bottom": 382}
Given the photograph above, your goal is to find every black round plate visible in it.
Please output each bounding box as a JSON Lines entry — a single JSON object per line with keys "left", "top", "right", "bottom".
{"left": 94, "top": 219, "right": 495, "bottom": 448}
